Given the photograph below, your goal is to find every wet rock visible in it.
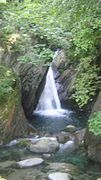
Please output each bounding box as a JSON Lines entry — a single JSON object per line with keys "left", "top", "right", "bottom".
{"left": 53, "top": 50, "right": 78, "bottom": 102}
{"left": 58, "top": 140, "right": 77, "bottom": 154}
{"left": 48, "top": 163, "right": 79, "bottom": 173}
{"left": 56, "top": 131, "right": 74, "bottom": 144}
{"left": 20, "top": 64, "right": 47, "bottom": 117}
{"left": 16, "top": 158, "right": 44, "bottom": 168}
{"left": 29, "top": 137, "right": 59, "bottom": 153}
{"left": 42, "top": 154, "right": 52, "bottom": 160}
{"left": 75, "top": 128, "right": 86, "bottom": 145}
{"left": 64, "top": 125, "right": 76, "bottom": 133}
{"left": 48, "top": 172, "right": 72, "bottom": 180}
{"left": 85, "top": 130, "right": 101, "bottom": 163}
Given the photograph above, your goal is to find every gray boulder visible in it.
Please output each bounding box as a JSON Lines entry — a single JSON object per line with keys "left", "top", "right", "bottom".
{"left": 58, "top": 140, "right": 77, "bottom": 154}
{"left": 64, "top": 125, "right": 76, "bottom": 133}
{"left": 29, "top": 137, "right": 59, "bottom": 153}
{"left": 16, "top": 158, "right": 44, "bottom": 168}
{"left": 56, "top": 131, "right": 74, "bottom": 144}
{"left": 85, "top": 130, "right": 101, "bottom": 163}
{"left": 48, "top": 172, "right": 72, "bottom": 180}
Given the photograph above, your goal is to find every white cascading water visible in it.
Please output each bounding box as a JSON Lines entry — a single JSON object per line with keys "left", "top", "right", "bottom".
{"left": 34, "top": 50, "right": 68, "bottom": 116}
{"left": 36, "top": 66, "right": 61, "bottom": 111}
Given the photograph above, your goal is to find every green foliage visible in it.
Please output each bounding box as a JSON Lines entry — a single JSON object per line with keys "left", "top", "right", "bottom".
{"left": 88, "top": 111, "right": 101, "bottom": 135}
{"left": 0, "top": 0, "right": 101, "bottom": 107}
{"left": 0, "top": 65, "right": 17, "bottom": 105}
{"left": 0, "top": 65, "right": 20, "bottom": 140}
{"left": 71, "top": 57, "right": 98, "bottom": 107}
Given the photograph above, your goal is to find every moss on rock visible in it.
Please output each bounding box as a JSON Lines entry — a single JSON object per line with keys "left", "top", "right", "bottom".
{"left": 0, "top": 64, "right": 28, "bottom": 144}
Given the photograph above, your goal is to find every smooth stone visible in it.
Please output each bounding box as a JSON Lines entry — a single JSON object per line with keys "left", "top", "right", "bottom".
{"left": 42, "top": 153, "right": 52, "bottom": 159}
{"left": 58, "top": 140, "right": 77, "bottom": 154}
{"left": 97, "top": 178, "right": 101, "bottom": 180}
{"left": 16, "top": 158, "right": 44, "bottom": 168}
{"left": 64, "top": 125, "right": 76, "bottom": 133}
{"left": 48, "top": 172, "right": 72, "bottom": 180}
{"left": 29, "top": 137, "right": 59, "bottom": 153}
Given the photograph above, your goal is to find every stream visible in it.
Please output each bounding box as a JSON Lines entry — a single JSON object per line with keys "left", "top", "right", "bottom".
{"left": 0, "top": 65, "right": 101, "bottom": 180}
{"left": 0, "top": 115, "right": 100, "bottom": 180}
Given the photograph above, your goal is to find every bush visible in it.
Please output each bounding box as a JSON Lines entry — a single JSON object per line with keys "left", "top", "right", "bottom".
{"left": 88, "top": 111, "right": 101, "bottom": 135}
{"left": 0, "top": 65, "right": 17, "bottom": 105}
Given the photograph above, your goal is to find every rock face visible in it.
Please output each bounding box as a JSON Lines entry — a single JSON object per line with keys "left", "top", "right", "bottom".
{"left": 0, "top": 47, "right": 47, "bottom": 142}
{"left": 0, "top": 50, "right": 47, "bottom": 117}
{"left": 85, "top": 130, "right": 101, "bottom": 163}
{"left": 0, "top": 65, "right": 28, "bottom": 144}
{"left": 4, "top": 102, "right": 29, "bottom": 143}
{"left": 29, "top": 137, "right": 59, "bottom": 153}
{"left": 20, "top": 64, "right": 47, "bottom": 117}
{"left": 90, "top": 91, "right": 101, "bottom": 114}
{"left": 84, "top": 91, "right": 101, "bottom": 164}
{"left": 53, "top": 50, "right": 77, "bottom": 102}
{"left": 16, "top": 158, "right": 44, "bottom": 168}
{"left": 48, "top": 172, "right": 72, "bottom": 180}
{"left": 75, "top": 128, "right": 86, "bottom": 145}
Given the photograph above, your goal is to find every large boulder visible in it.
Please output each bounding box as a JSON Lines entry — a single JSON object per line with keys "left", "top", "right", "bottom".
{"left": 29, "top": 137, "right": 59, "bottom": 153}
{"left": 85, "top": 130, "right": 101, "bottom": 163}
{"left": 58, "top": 140, "right": 77, "bottom": 154}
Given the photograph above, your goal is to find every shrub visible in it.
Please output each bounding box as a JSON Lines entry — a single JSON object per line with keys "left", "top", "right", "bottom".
{"left": 88, "top": 111, "right": 101, "bottom": 135}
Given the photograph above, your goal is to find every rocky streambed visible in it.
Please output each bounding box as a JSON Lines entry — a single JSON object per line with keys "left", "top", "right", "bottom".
{"left": 0, "top": 126, "right": 101, "bottom": 180}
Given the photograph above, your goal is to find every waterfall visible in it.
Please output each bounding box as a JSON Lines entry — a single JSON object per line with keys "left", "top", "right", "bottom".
{"left": 36, "top": 66, "right": 61, "bottom": 111}
{"left": 34, "top": 50, "right": 68, "bottom": 116}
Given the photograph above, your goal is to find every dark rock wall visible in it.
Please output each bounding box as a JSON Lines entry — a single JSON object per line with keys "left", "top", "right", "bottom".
{"left": 53, "top": 50, "right": 78, "bottom": 110}
{"left": 0, "top": 51, "right": 47, "bottom": 117}
{"left": 0, "top": 48, "right": 47, "bottom": 143}
{"left": 85, "top": 130, "right": 101, "bottom": 164}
